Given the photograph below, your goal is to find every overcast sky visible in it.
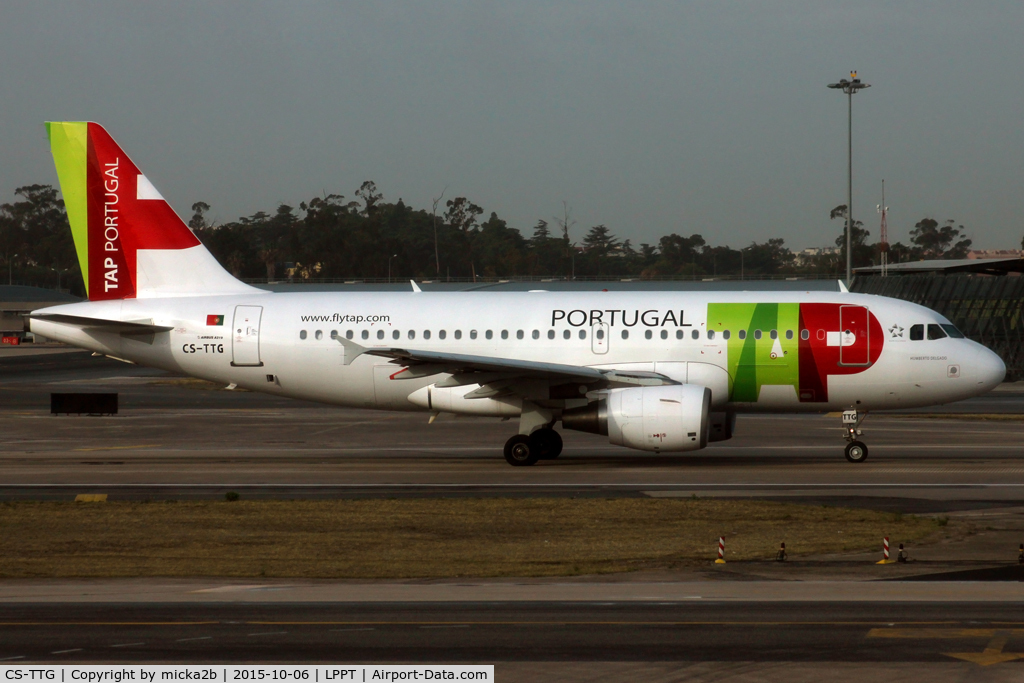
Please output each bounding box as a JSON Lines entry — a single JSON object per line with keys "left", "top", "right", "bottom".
{"left": 2, "top": 1, "right": 1023, "bottom": 250}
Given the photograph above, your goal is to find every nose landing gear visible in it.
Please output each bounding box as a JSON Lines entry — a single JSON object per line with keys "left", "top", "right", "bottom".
{"left": 842, "top": 409, "right": 868, "bottom": 463}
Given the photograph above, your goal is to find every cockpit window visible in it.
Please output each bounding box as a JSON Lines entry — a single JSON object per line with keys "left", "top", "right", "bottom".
{"left": 909, "top": 324, "right": 924, "bottom": 341}
{"left": 927, "top": 324, "right": 947, "bottom": 340}
{"left": 940, "top": 324, "right": 965, "bottom": 339}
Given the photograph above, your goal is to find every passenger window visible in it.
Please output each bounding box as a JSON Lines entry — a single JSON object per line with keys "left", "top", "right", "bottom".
{"left": 940, "top": 324, "right": 965, "bottom": 339}
{"left": 660, "top": 329, "right": 668, "bottom": 340}
{"left": 330, "top": 330, "right": 338, "bottom": 339}
{"left": 470, "top": 330, "right": 477, "bottom": 339}
{"left": 754, "top": 329, "right": 762, "bottom": 340}
{"left": 691, "top": 329, "right": 699, "bottom": 340}
{"left": 563, "top": 330, "right": 571, "bottom": 340}
{"left": 927, "top": 324, "right": 947, "bottom": 340}
{"left": 377, "top": 330, "right": 385, "bottom": 340}
{"left": 424, "top": 330, "right": 431, "bottom": 340}
{"left": 786, "top": 330, "right": 793, "bottom": 340}
{"left": 346, "top": 330, "right": 353, "bottom": 340}
{"left": 579, "top": 330, "right": 587, "bottom": 339}
{"left": 501, "top": 330, "right": 508, "bottom": 340}
{"left": 409, "top": 330, "right": 416, "bottom": 340}
{"left": 439, "top": 330, "right": 446, "bottom": 340}
{"left": 676, "top": 330, "right": 684, "bottom": 339}
{"left": 299, "top": 330, "right": 307, "bottom": 340}
{"left": 708, "top": 330, "right": 715, "bottom": 340}
{"left": 548, "top": 330, "right": 555, "bottom": 340}
{"left": 392, "top": 330, "right": 400, "bottom": 340}
{"left": 738, "top": 330, "right": 746, "bottom": 340}
{"left": 770, "top": 330, "right": 777, "bottom": 340}
{"left": 645, "top": 330, "right": 653, "bottom": 340}
{"left": 486, "top": 330, "right": 493, "bottom": 340}
{"left": 516, "top": 330, "right": 524, "bottom": 340}
{"left": 800, "top": 329, "right": 809, "bottom": 341}
{"left": 532, "top": 330, "right": 540, "bottom": 340}
{"left": 621, "top": 330, "right": 629, "bottom": 340}
{"left": 315, "top": 330, "right": 323, "bottom": 340}
{"left": 361, "top": 330, "right": 369, "bottom": 340}
{"left": 909, "top": 324, "right": 924, "bottom": 341}
{"left": 454, "top": 330, "right": 462, "bottom": 339}
{"left": 723, "top": 330, "right": 731, "bottom": 340}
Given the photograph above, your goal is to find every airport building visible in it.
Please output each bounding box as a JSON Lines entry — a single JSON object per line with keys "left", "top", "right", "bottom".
{"left": 0, "top": 285, "right": 80, "bottom": 343}
{"left": 853, "top": 257, "right": 1024, "bottom": 381}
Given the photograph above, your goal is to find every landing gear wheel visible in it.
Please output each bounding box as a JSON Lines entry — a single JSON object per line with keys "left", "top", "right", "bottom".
{"left": 530, "top": 428, "right": 563, "bottom": 460}
{"left": 844, "top": 440, "right": 868, "bottom": 463}
{"left": 504, "top": 434, "right": 538, "bottom": 466}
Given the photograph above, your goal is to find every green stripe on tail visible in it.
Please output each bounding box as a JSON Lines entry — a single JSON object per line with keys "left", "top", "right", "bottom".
{"left": 45, "top": 122, "right": 90, "bottom": 296}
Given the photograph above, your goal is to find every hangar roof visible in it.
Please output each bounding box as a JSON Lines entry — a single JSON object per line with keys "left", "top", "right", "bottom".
{"left": 854, "top": 257, "right": 1024, "bottom": 276}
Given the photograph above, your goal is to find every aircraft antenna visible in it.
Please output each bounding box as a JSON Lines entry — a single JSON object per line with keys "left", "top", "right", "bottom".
{"left": 877, "top": 180, "right": 889, "bottom": 277}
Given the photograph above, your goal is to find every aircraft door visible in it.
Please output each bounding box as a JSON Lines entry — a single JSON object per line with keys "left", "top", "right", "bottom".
{"left": 839, "top": 305, "right": 870, "bottom": 366}
{"left": 231, "top": 305, "right": 264, "bottom": 367}
{"left": 591, "top": 322, "right": 609, "bottom": 354}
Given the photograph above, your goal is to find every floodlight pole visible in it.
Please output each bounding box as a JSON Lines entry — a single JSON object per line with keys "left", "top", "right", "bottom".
{"left": 828, "top": 72, "right": 870, "bottom": 285}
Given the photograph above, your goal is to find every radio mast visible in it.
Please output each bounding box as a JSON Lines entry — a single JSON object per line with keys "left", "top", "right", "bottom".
{"left": 877, "top": 180, "right": 889, "bottom": 277}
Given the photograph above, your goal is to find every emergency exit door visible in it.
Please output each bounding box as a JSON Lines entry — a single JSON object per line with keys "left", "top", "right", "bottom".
{"left": 839, "top": 305, "right": 870, "bottom": 366}
{"left": 231, "top": 305, "right": 264, "bottom": 367}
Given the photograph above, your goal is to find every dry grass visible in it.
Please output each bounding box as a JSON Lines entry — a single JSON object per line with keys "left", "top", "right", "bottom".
{"left": 0, "top": 499, "right": 944, "bottom": 579}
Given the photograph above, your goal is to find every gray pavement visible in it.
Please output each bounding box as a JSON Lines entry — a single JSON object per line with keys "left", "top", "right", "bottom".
{"left": 4, "top": 346, "right": 1024, "bottom": 679}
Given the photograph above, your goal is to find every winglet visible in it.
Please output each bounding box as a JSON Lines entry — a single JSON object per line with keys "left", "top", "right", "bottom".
{"left": 334, "top": 335, "right": 368, "bottom": 365}
{"left": 838, "top": 280, "right": 849, "bottom": 293}
{"left": 410, "top": 280, "right": 422, "bottom": 293}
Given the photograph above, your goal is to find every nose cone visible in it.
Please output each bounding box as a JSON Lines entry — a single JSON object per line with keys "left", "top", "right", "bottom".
{"left": 974, "top": 347, "right": 1006, "bottom": 393}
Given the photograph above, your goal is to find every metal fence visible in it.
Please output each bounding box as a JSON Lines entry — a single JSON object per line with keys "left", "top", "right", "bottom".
{"left": 853, "top": 275, "right": 1024, "bottom": 381}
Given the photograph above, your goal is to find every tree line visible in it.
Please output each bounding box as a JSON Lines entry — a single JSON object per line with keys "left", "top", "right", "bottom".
{"left": 1, "top": 181, "right": 978, "bottom": 297}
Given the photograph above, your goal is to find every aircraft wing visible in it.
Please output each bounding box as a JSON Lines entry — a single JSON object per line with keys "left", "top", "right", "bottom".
{"left": 336, "top": 337, "right": 677, "bottom": 388}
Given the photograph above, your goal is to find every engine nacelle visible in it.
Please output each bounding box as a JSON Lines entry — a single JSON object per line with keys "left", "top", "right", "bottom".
{"left": 562, "top": 384, "right": 711, "bottom": 452}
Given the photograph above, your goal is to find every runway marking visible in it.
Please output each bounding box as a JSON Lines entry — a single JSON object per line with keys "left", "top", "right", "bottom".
{"left": 0, "top": 620, "right": 980, "bottom": 628}
{"left": 109, "top": 642, "right": 145, "bottom": 648}
{"left": 330, "top": 628, "right": 375, "bottom": 632}
{"left": 419, "top": 625, "right": 470, "bottom": 629}
{"left": 245, "top": 620, "right": 970, "bottom": 627}
{"left": 0, "top": 622, "right": 220, "bottom": 626}
{"left": 51, "top": 649, "right": 83, "bottom": 654}
{"left": 175, "top": 636, "right": 212, "bottom": 642}
{"left": 0, "top": 656, "right": 24, "bottom": 661}
{"left": 247, "top": 631, "right": 288, "bottom": 636}
{"left": 74, "top": 445, "right": 160, "bottom": 452}
{"left": 868, "top": 628, "right": 1024, "bottom": 666}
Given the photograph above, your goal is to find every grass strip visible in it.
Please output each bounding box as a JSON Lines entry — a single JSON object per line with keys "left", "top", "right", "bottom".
{"left": 0, "top": 499, "right": 944, "bottom": 579}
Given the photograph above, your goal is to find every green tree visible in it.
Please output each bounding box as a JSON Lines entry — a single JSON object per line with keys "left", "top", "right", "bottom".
{"left": 188, "top": 201, "right": 212, "bottom": 233}
{"left": 910, "top": 218, "right": 972, "bottom": 259}
{"left": 444, "top": 197, "right": 483, "bottom": 280}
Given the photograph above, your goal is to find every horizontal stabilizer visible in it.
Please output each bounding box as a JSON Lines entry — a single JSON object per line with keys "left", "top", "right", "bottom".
{"left": 28, "top": 313, "right": 173, "bottom": 334}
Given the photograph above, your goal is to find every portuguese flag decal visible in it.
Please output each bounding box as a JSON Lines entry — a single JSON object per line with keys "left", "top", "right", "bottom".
{"left": 206, "top": 314, "right": 225, "bottom": 326}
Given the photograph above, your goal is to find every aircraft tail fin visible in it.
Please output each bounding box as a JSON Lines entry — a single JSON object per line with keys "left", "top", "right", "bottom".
{"left": 45, "top": 122, "right": 260, "bottom": 301}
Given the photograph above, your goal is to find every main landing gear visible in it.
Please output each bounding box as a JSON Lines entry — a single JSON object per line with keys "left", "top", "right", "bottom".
{"left": 503, "top": 428, "right": 563, "bottom": 467}
{"left": 842, "top": 409, "right": 868, "bottom": 463}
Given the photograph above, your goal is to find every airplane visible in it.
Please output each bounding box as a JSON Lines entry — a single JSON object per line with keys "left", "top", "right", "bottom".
{"left": 29, "top": 122, "right": 1006, "bottom": 466}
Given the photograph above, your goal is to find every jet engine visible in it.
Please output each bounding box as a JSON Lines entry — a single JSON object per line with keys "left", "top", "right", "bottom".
{"left": 561, "top": 384, "right": 711, "bottom": 452}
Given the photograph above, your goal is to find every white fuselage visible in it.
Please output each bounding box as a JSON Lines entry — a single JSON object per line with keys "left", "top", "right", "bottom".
{"left": 31, "top": 289, "right": 1006, "bottom": 416}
